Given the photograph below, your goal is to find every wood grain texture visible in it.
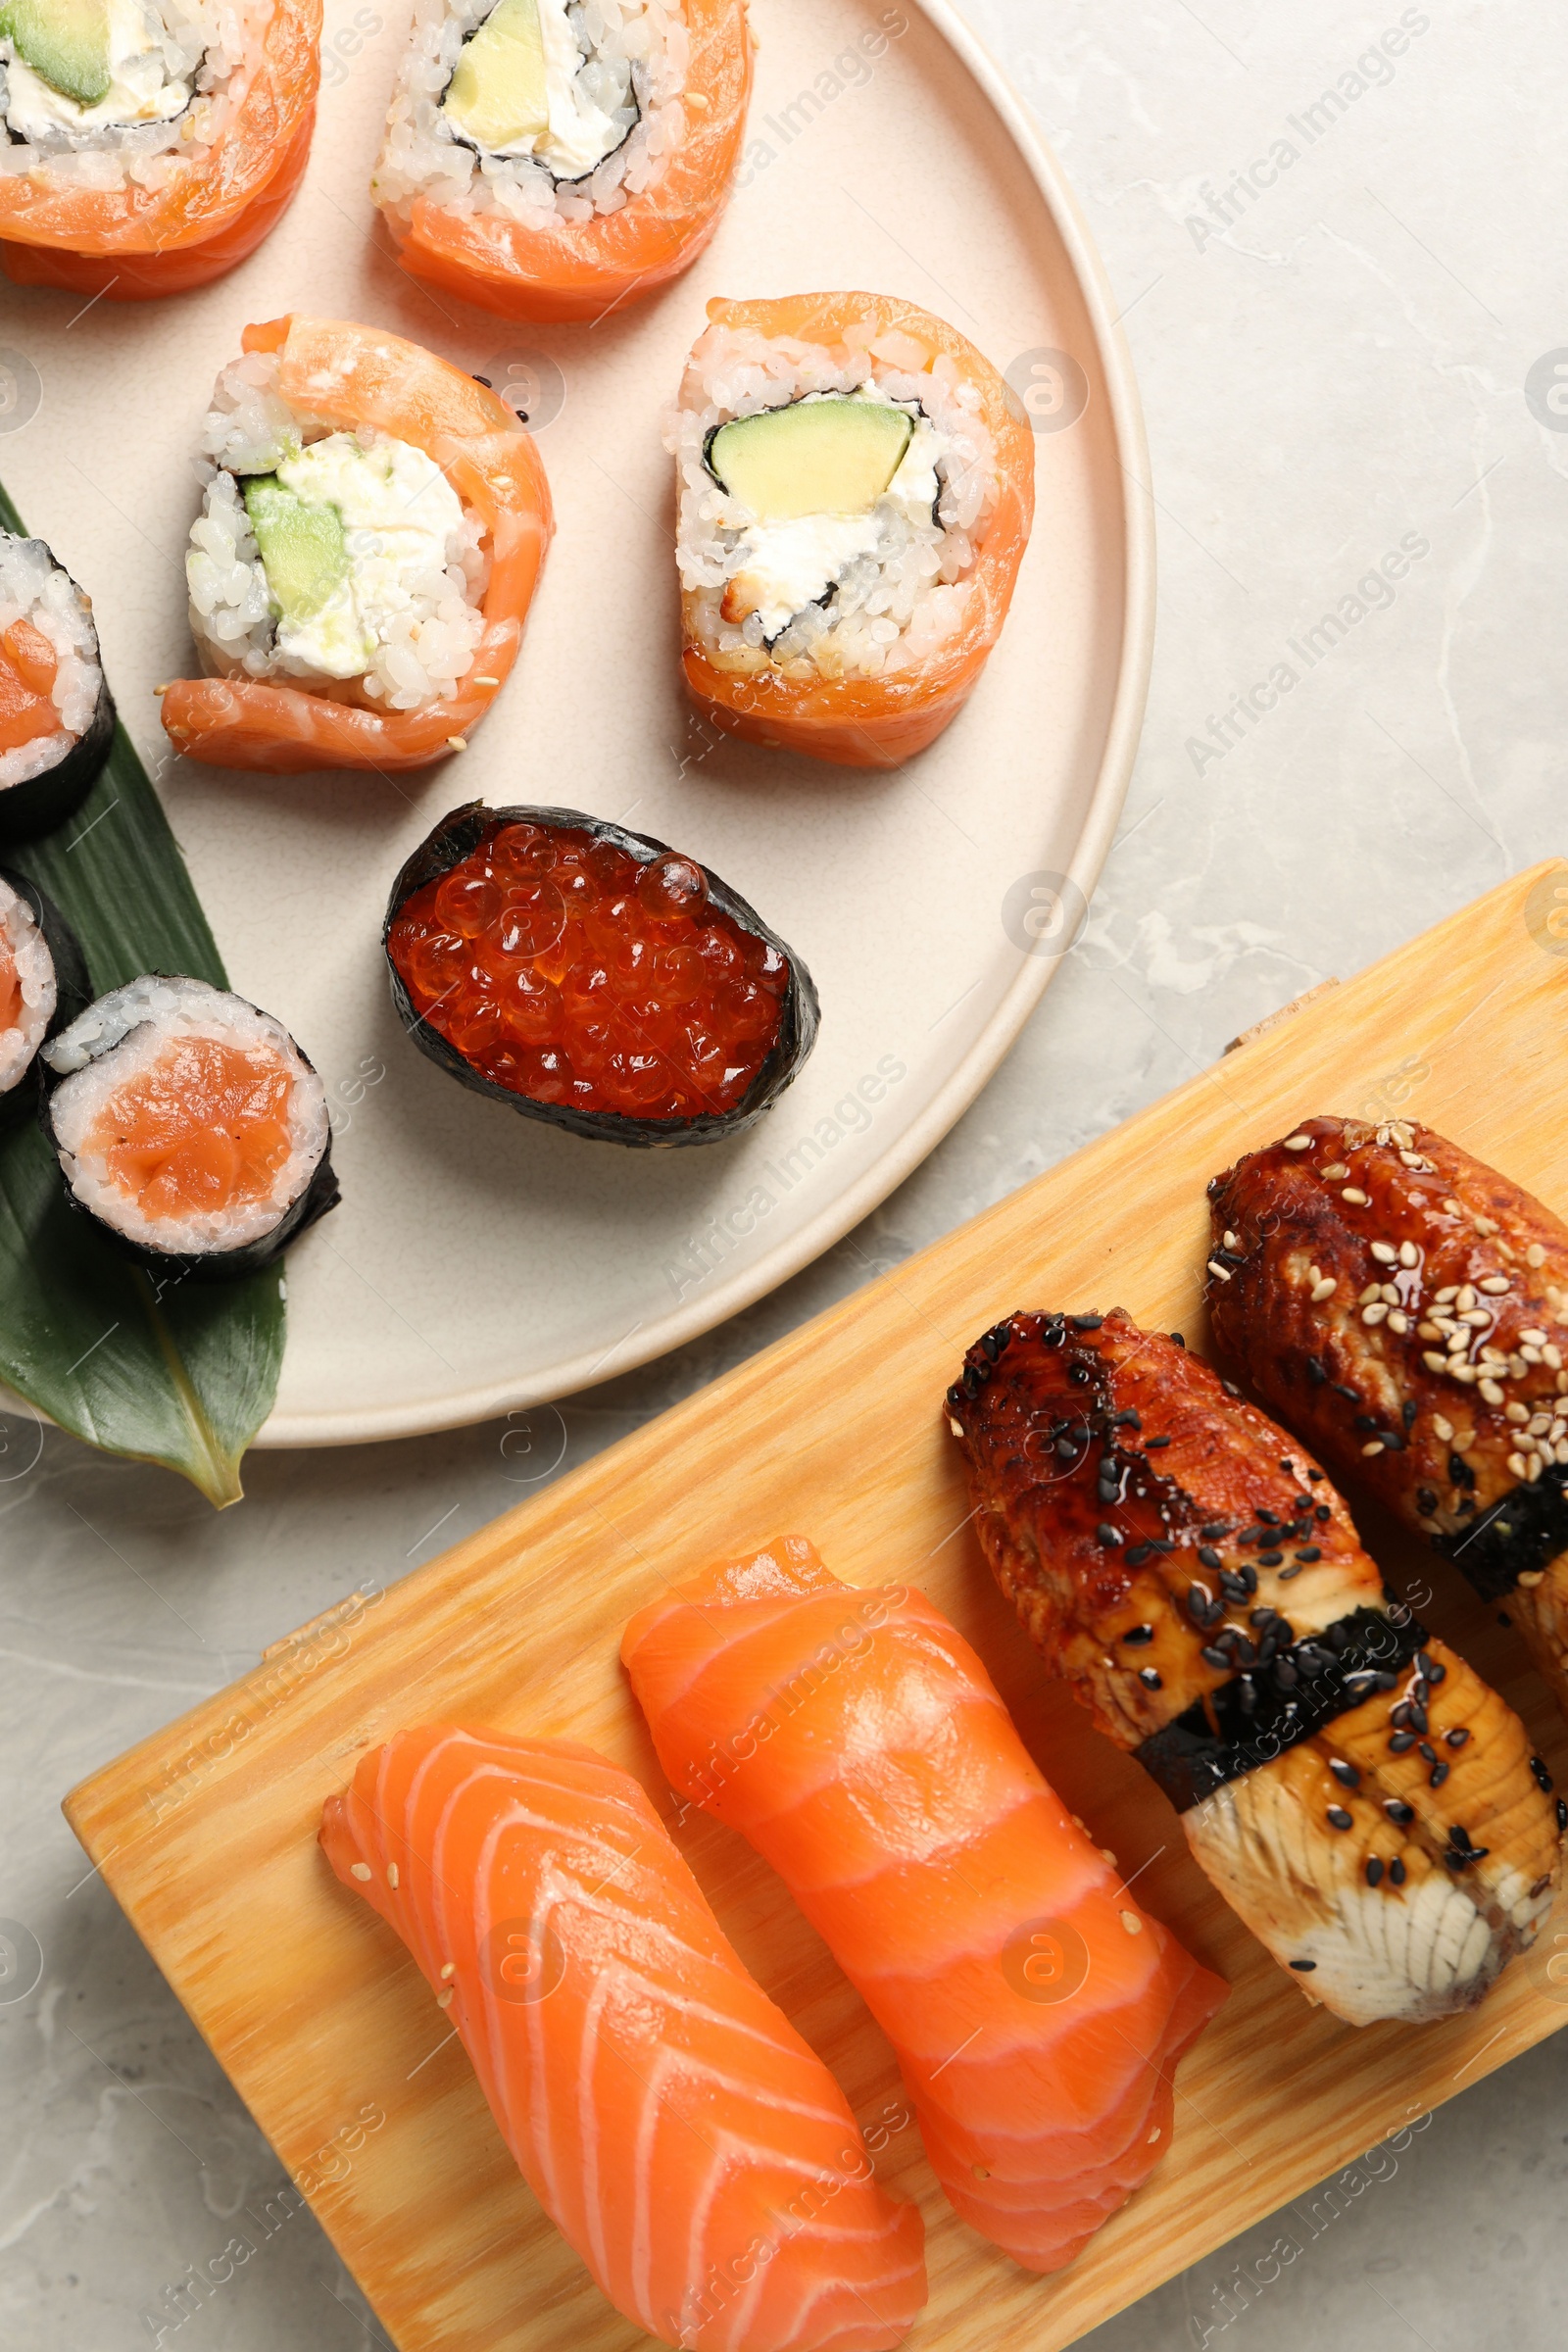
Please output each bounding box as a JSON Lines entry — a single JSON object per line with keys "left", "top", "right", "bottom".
{"left": 66, "top": 860, "right": 1568, "bottom": 2352}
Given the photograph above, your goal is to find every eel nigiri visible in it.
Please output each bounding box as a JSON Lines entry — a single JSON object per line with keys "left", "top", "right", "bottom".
{"left": 1206, "top": 1114, "right": 1568, "bottom": 1727}
{"left": 947, "top": 1309, "right": 1562, "bottom": 2026}
{"left": 321, "top": 1728, "right": 926, "bottom": 2352}
{"left": 621, "top": 1541, "right": 1227, "bottom": 2275}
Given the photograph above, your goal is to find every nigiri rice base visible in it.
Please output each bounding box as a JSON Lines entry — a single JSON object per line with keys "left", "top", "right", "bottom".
{"left": 0, "top": 534, "right": 106, "bottom": 794}
{"left": 672, "top": 320, "right": 1002, "bottom": 685}
{"left": 184, "top": 351, "right": 491, "bottom": 711}
{"left": 373, "top": 0, "right": 688, "bottom": 230}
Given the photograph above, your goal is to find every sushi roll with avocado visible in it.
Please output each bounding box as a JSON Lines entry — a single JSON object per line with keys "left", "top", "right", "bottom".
{"left": 0, "top": 530, "right": 115, "bottom": 840}
{"left": 0, "top": 867, "right": 88, "bottom": 1121}
{"left": 40, "top": 976, "right": 339, "bottom": 1277}
{"left": 384, "top": 803, "right": 818, "bottom": 1147}
{"left": 672, "top": 294, "right": 1037, "bottom": 768}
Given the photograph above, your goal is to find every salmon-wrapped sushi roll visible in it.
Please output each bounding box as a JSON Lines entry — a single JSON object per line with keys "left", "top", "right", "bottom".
{"left": 671, "top": 295, "right": 1036, "bottom": 769}
{"left": 1207, "top": 1114, "right": 1568, "bottom": 1730}
{"left": 947, "top": 1310, "right": 1562, "bottom": 2027}
{"left": 161, "top": 316, "right": 553, "bottom": 773}
{"left": 322, "top": 1728, "right": 927, "bottom": 2351}
{"left": 372, "top": 0, "right": 751, "bottom": 322}
{"left": 624, "top": 1540, "right": 1227, "bottom": 2274}
{"left": 0, "top": 0, "right": 318, "bottom": 300}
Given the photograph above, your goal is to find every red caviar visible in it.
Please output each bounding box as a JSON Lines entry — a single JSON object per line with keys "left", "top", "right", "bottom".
{"left": 386, "top": 821, "right": 792, "bottom": 1124}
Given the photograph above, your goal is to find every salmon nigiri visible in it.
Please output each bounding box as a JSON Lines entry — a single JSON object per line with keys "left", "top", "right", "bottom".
{"left": 622, "top": 1542, "right": 1227, "bottom": 2274}
{"left": 321, "top": 1728, "right": 926, "bottom": 2352}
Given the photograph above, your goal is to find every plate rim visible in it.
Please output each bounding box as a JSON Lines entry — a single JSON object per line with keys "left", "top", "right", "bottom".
{"left": 259, "top": 1, "right": 1156, "bottom": 1448}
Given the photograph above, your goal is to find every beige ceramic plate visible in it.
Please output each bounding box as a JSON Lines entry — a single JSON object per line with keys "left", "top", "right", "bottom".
{"left": 0, "top": 0, "right": 1152, "bottom": 1444}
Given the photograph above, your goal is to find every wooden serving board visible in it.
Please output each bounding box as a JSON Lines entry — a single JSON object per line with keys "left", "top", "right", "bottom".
{"left": 67, "top": 862, "right": 1568, "bottom": 2352}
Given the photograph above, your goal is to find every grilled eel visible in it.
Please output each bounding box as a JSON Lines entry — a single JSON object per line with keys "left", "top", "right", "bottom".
{"left": 1206, "top": 1115, "right": 1568, "bottom": 1723}
{"left": 946, "top": 1308, "right": 1560, "bottom": 2026}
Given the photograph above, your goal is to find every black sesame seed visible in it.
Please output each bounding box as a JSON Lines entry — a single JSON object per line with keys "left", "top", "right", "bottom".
{"left": 1114, "top": 1408, "right": 1142, "bottom": 1429}
{"left": 1430, "top": 1761, "right": 1450, "bottom": 1788}
{"left": 1068, "top": 1362, "right": 1091, "bottom": 1386}
{"left": 1418, "top": 1741, "right": 1437, "bottom": 1764}
{"left": 1124, "top": 1544, "right": 1152, "bottom": 1567}
{"left": 1145, "top": 1436, "right": 1172, "bottom": 1450}
{"left": 1448, "top": 1826, "right": 1475, "bottom": 1852}
{"left": 1257, "top": 1550, "right": 1285, "bottom": 1567}
{"left": 1329, "top": 1760, "right": 1361, "bottom": 1788}
{"left": 1256, "top": 1508, "right": 1280, "bottom": 1525}
{"left": 1415, "top": 1652, "right": 1443, "bottom": 1683}
{"left": 1381, "top": 1432, "right": 1406, "bottom": 1451}
{"left": 946, "top": 1384, "right": 965, "bottom": 1410}
{"left": 1170, "top": 1332, "right": 1186, "bottom": 1348}
{"left": 1354, "top": 1414, "right": 1380, "bottom": 1432}
{"left": 1197, "top": 1546, "right": 1223, "bottom": 1571}
{"left": 1239, "top": 1564, "right": 1258, "bottom": 1593}
{"left": 1274, "top": 1658, "right": 1299, "bottom": 1687}
{"left": 1365, "top": 1858, "right": 1385, "bottom": 1886}
{"left": 1290, "top": 1958, "right": 1318, "bottom": 1971}
{"left": 1199, "top": 1522, "right": 1230, "bottom": 1541}
{"left": 1384, "top": 1800, "right": 1414, "bottom": 1826}
{"left": 1308, "top": 1467, "right": 1325, "bottom": 1481}
{"left": 1200, "top": 1646, "right": 1231, "bottom": 1671}
{"left": 1123, "top": 1624, "right": 1154, "bottom": 1645}
{"left": 1445, "top": 1728, "right": 1470, "bottom": 1750}
{"left": 1043, "top": 1323, "right": 1065, "bottom": 1347}
{"left": 1236, "top": 1679, "right": 1258, "bottom": 1715}
{"left": 962, "top": 1368, "right": 982, "bottom": 1397}
{"left": 1449, "top": 1453, "right": 1476, "bottom": 1489}
{"left": 1391, "top": 1702, "right": 1411, "bottom": 1729}
{"left": 1097, "top": 1523, "right": 1121, "bottom": 1546}
{"left": 1327, "top": 1807, "right": 1353, "bottom": 1831}
{"left": 1530, "top": 1755, "right": 1553, "bottom": 1792}
{"left": 980, "top": 1329, "right": 1004, "bottom": 1362}
{"left": 1306, "top": 1357, "right": 1327, "bottom": 1386}
{"left": 1556, "top": 1796, "right": 1567, "bottom": 1832}
{"left": 1279, "top": 1564, "right": 1304, "bottom": 1581}
{"left": 1315, "top": 1504, "right": 1332, "bottom": 1521}
{"left": 1138, "top": 1667, "right": 1163, "bottom": 1690}
{"left": 1416, "top": 1487, "right": 1439, "bottom": 1516}
{"left": 1390, "top": 1732, "right": 1416, "bottom": 1752}
{"left": 1390, "top": 1858, "right": 1406, "bottom": 1885}
{"left": 1333, "top": 1383, "right": 1360, "bottom": 1402}
{"left": 1295, "top": 1545, "right": 1322, "bottom": 1563}
{"left": 1070, "top": 1314, "right": 1103, "bottom": 1330}
{"left": 1408, "top": 1705, "right": 1429, "bottom": 1736}
{"left": 1498, "top": 1609, "right": 1512, "bottom": 1626}
{"left": 1402, "top": 1399, "right": 1418, "bottom": 1428}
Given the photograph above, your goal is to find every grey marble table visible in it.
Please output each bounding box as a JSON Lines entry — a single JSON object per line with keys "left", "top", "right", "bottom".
{"left": 5, "top": 1, "right": 1568, "bottom": 2347}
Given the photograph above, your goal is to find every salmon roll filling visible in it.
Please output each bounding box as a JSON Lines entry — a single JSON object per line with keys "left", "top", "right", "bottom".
{"left": 185, "top": 350, "right": 490, "bottom": 714}
{"left": 0, "top": 530, "right": 114, "bottom": 841}
{"left": 42, "top": 974, "right": 337, "bottom": 1273}
{"left": 0, "top": 868, "right": 86, "bottom": 1111}
{"left": 376, "top": 0, "right": 686, "bottom": 220}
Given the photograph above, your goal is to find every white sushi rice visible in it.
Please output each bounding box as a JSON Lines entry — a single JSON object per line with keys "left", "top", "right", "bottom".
{"left": 373, "top": 0, "right": 688, "bottom": 230}
{"left": 0, "top": 0, "right": 263, "bottom": 190}
{"left": 184, "top": 351, "right": 490, "bottom": 710}
{"left": 671, "top": 322, "right": 1001, "bottom": 684}
{"left": 44, "top": 976, "right": 329, "bottom": 1256}
{"left": 0, "top": 532, "right": 105, "bottom": 793}
{"left": 0, "top": 878, "right": 57, "bottom": 1098}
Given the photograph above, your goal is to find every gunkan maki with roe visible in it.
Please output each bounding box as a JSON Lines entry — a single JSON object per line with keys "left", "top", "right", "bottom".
{"left": 0, "top": 866, "right": 89, "bottom": 1121}
{"left": 41, "top": 976, "right": 339, "bottom": 1277}
{"left": 384, "top": 803, "right": 818, "bottom": 1146}
{"left": 0, "top": 530, "right": 116, "bottom": 840}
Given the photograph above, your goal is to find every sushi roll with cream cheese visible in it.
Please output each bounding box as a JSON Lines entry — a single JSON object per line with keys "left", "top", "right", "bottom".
{"left": 673, "top": 294, "right": 1036, "bottom": 768}
{"left": 164, "top": 316, "right": 553, "bottom": 771}
{"left": 0, "top": 530, "right": 115, "bottom": 841}
{"left": 41, "top": 975, "right": 338, "bottom": 1276}
{"left": 0, "top": 867, "right": 88, "bottom": 1119}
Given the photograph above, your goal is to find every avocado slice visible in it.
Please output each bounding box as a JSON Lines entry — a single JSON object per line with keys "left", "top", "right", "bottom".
{"left": 441, "top": 0, "right": 549, "bottom": 152}
{"left": 1, "top": 0, "right": 112, "bottom": 106}
{"left": 707, "top": 399, "right": 916, "bottom": 524}
{"left": 243, "top": 477, "right": 350, "bottom": 626}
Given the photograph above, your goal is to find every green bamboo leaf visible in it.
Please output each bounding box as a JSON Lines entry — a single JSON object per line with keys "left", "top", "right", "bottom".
{"left": 0, "top": 481, "right": 284, "bottom": 1505}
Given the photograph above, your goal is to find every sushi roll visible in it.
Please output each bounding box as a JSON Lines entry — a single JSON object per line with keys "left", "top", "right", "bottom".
{"left": 0, "top": 0, "right": 319, "bottom": 300}
{"left": 1206, "top": 1115, "right": 1568, "bottom": 1725}
{"left": 40, "top": 975, "right": 339, "bottom": 1277}
{"left": 672, "top": 295, "right": 1037, "bottom": 769}
{"left": 162, "top": 316, "right": 553, "bottom": 773}
{"left": 0, "top": 867, "right": 88, "bottom": 1121}
{"left": 947, "top": 1310, "right": 1563, "bottom": 2027}
{"left": 384, "top": 802, "right": 818, "bottom": 1147}
{"left": 372, "top": 0, "right": 752, "bottom": 323}
{"left": 0, "top": 530, "right": 115, "bottom": 842}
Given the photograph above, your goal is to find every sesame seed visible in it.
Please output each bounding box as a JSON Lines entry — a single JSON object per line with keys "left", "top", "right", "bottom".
{"left": 473, "top": 675, "right": 500, "bottom": 687}
{"left": 1519, "top": 1568, "right": 1546, "bottom": 1588}
{"left": 1434, "top": 1414, "right": 1454, "bottom": 1441}
{"left": 1476, "top": 1217, "right": 1499, "bottom": 1237}
{"left": 447, "top": 735, "right": 468, "bottom": 752}
{"left": 1398, "top": 1242, "right": 1419, "bottom": 1267}
{"left": 1363, "top": 1441, "right": 1386, "bottom": 1455}
{"left": 1365, "top": 1858, "right": 1385, "bottom": 1886}
{"left": 1430, "top": 1761, "right": 1450, "bottom": 1788}
{"left": 1451, "top": 1364, "right": 1478, "bottom": 1385}
{"left": 1480, "top": 1275, "right": 1510, "bottom": 1295}
{"left": 1290, "top": 1958, "right": 1317, "bottom": 1971}
{"left": 1148, "top": 2125, "right": 1161, "bottom": 2144}
{"left": 1363, "top": 1303, "right": 1389, "bottom": 1327}
{"left": 1423, "top": 1351, "right": 1448, "bottom": 1373}
{"left": 1521, "top": 1328, "right": 1549, "bottom": 1347}
{"left": 1457, "top": 1285, "right": 1478, "bottom": 1310}
{"left": 387, "top": 1863, "right": 400, "bottom": 1888}
{"left": 1388, "top": 1311, "right": 1409, "bottom": 1334}
{"left": 1322, "top": 1162, "right": 1350, "bottom": 1179}
{"left": 1360, "top": 1282, "right": 1383, "bottom": 1306}
{"left": 1343, "top": 1188, "right": 1370, "bottom": 1205}
{"left": 1223, "top": 1229, "right": 1239, "bottom": 1250}
{"left": 1330, "top": 1760, "right": 1360, "bottom": 1788}
{"left": 1390, "top": 1858, "right": 1406, "bottom": 1885}
{"left": 1283, "top": 1134, "right": 1313, "bottom": 1152}
{"left": 1390, "top": 1732, "right": 1416, "bottom": 1752}
{"left": 437, "top": 1986, "right": 454, "bottom": 2008}
{"left": 1312, "top": 1277, "right": 1338, "bottom": 1302}
{"left": 1120, "top": 1909, "right": 1143, "bottom": 1935}
{"left": 1207, "top": 1261, "right": 1233, "bottom": 1283}
{"left": 1384, "top": 1799, "right": 1414, "bottom": 1825}
{"left": 1480, "top": 1380, "right": 1506, "bottom": 1405}
{"left": 1371, "top": 1242, "right": 1397, "bottom": 1265}
{"left": 1528, "top": 1243, "right": 1547, "bottom": 1267}
{"left": 351, "top": 1863, "right": 372, "bottom": 1881}
{"left": 1138, "top": 1667, "right": 1163, "bottom": 1689}
{"left": 441, "top": 1961, "right": 457, "bottom": 1979}
{"left": 1327, "top": 1807, "right": 1353, "bottom": 1830}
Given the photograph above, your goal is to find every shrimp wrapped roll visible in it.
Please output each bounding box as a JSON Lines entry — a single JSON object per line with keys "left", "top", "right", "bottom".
{"left": 947, "top": 1308, "right": 1561, "bottom": 2027}
{"left": 163, "top": 315, "right": 553, "bottom": 773}
{"left": 1207, "top": 1114, "right": 1568, "bottom": 1730}
{"left": 373, "top": 0, "right": 753, "bottom": 322}
{"left": 672, "top": 294, "right": 1036, "bottom": 769}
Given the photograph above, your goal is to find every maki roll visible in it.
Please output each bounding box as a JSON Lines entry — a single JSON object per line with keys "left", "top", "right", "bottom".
{"left": 40, "top": 976, "right": 339, "bottom": 1277}
{"left": 0, "top": 530, "right": 115, "bottom": 841}
{"left": 384, "top": 803, "right": 818, "bottom": 1147}
{"left": 163, "top": 316, "right": 553, "bottom": 772}
{"left": 0, "top": 0, "right": 319, "bottom": 300}
{"left": 373, "top": 0, "right": 752, "bottom": 322}
{"left": 0, "top": 866, "right": 88, "bottom": 1120}
{"left": 672, "top": 294, "right": 1036, "bottom": 769}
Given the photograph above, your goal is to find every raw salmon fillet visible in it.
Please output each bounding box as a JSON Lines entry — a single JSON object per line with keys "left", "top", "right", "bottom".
{"left": 320, "top": 1728, "right": 926, "bottom": 2351}
{"left": 622, "top": 1541, "right": 1228, "bottom": 2274}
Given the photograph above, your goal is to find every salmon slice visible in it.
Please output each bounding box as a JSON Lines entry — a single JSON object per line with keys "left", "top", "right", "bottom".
{"left": 0, "top": 620, "right": 61, "bottom": 753}
{"left": 678, "top": 296, "right": 1036, "bottom": 771}
{"left": 321, "top": 1728, "right": 926, "bottom": 2351}
{"left": 161, "top": 314, "right": 554, "bottom": 773}
{"left": 384, "top": 0, "right": 753, "bottom": 323}
{"left": 621, "top": 1541, "right": 1227, "bottom": 2274}
{"left": 0, "top": 4, "right": 318, "bottom": 300}
{"left": 85, "top": 1039, "right": 293, "bottom": 1218}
